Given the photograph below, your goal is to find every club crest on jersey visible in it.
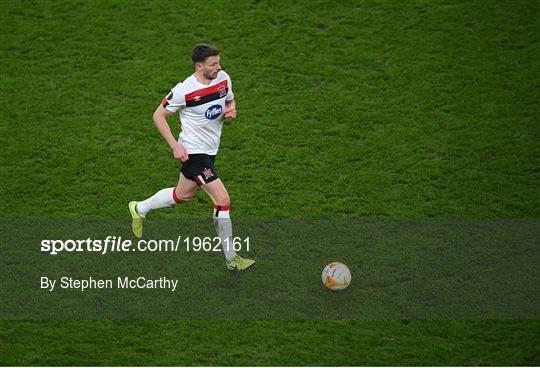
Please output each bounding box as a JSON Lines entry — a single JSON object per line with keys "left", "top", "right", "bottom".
{"left": 218, "top": 85, "right": 227, "bottom": 98}
{"left": 203, "top": 168, "right": 213, "bottom": 179}
{"left": 205, "top": 105, "right": 223, "bottom": 120}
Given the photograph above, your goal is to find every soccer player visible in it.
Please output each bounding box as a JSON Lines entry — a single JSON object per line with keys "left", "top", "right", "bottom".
{"left": 129, "top": 44, "right": 255, "bottom": 271}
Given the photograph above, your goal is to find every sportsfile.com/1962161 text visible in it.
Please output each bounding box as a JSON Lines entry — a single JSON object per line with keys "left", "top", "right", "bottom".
{"left": 40, "top": 236, "right": 250, "bottom": 255}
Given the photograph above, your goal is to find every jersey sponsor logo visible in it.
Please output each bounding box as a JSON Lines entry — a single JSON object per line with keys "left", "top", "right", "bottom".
{"left": 205, "top": 105, "right": 223, "bottom": 120}
{"left": 166, "top": 91, "right": 174, "bottom": 100}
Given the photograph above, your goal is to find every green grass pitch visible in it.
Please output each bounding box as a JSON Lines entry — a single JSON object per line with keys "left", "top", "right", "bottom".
{"left": 1, "top": 0, "right": 539, "bottom": 365}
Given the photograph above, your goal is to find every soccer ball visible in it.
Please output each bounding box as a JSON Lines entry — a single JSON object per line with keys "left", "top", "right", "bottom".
{"left": 321, "top": 262, "right": 351, "bottom": 291}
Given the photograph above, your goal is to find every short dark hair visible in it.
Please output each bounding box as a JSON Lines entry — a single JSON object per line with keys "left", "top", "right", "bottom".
{"left": 192, "top": 44, "right": 220, "bottom": 64}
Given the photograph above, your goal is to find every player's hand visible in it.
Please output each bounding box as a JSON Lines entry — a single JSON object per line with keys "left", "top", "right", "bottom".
{"left": 224, "top": 107, "right": 236, "bottom": 120}
{"left": 172, "top": 143, "right": 189, "bottom": 162}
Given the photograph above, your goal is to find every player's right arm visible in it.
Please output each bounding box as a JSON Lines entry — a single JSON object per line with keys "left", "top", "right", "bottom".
{"left": 152, "top": 105, "right": 188, "bottom": 162}
{"left": 153, "top": 83, "right": 188, "bottom": 162}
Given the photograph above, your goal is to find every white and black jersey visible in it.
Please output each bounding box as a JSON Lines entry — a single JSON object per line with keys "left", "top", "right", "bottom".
{"left": 162, "top": 71, "right": 234, "bottom": 155}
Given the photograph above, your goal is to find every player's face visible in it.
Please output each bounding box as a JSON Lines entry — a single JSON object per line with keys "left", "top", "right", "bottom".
{"left": 200, "top": 56, "right": 221, "bottom": 80}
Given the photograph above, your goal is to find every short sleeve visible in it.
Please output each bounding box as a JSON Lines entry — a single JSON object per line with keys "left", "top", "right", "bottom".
{"left": 225, "top": 74, "right": 234, "bottom": 101}
{"left": 162, "top": 83, "right": 186, "bottom": 112}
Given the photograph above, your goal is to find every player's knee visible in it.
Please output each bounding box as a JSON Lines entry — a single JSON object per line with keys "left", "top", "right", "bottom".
{"left": 214, "top": 193, "right": 230, "bottom": 206}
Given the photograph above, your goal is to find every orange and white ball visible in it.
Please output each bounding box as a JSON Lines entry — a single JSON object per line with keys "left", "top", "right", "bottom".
{"left": 321, "top": 262, "right": 351, "bottom": 291}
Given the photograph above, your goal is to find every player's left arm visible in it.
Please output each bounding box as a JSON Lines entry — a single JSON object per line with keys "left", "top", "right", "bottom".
{"left": 224, "top": 99, "right": 236, "bottom": 120}
{"left": 223, "top": 72, "right": 235, "bottom": 120}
